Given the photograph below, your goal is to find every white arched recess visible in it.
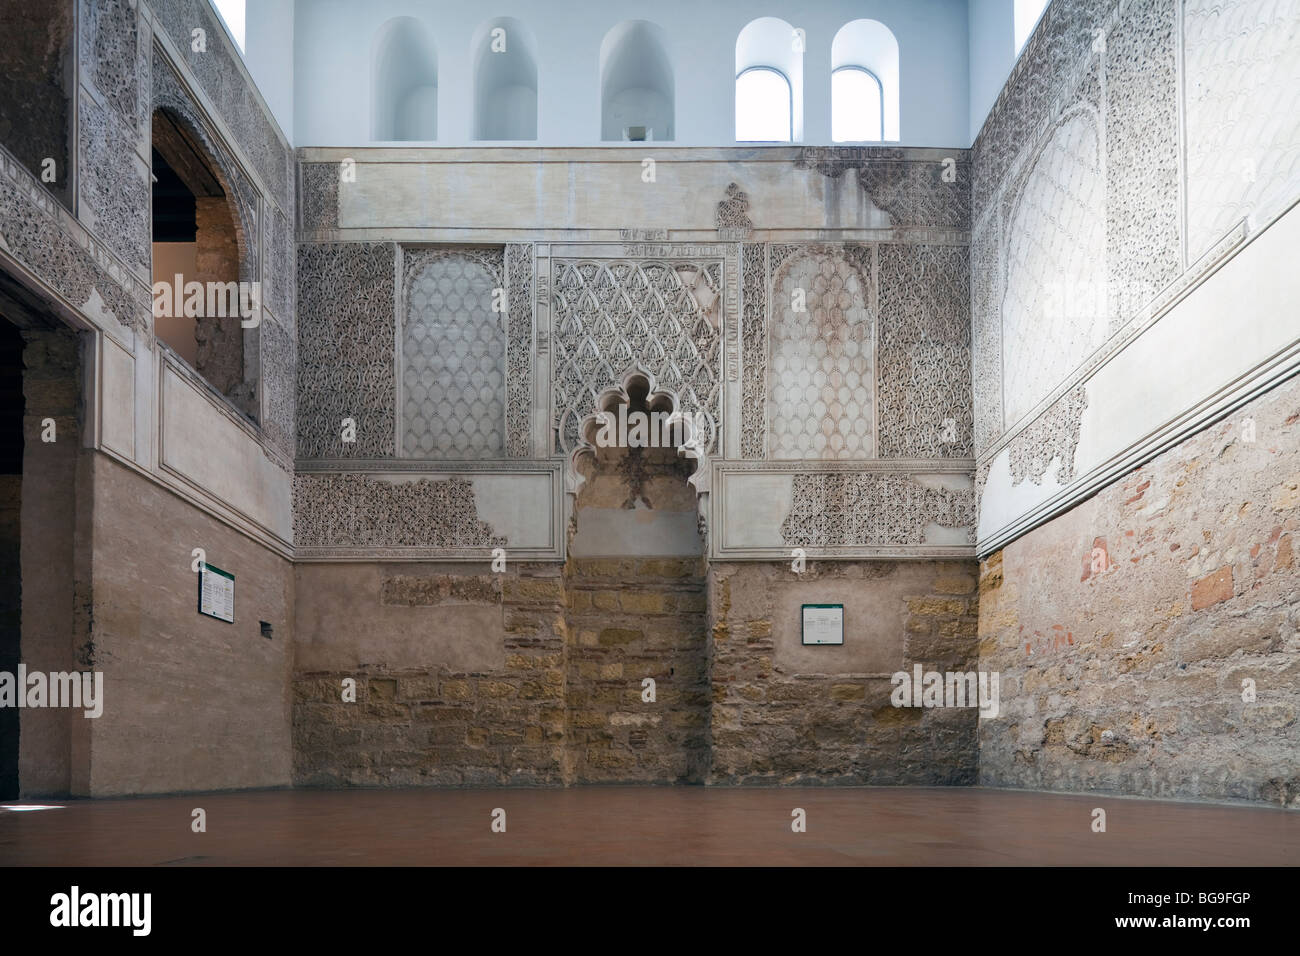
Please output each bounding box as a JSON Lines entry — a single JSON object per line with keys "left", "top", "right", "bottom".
{"left": 471, "top": 16, "right": 539, "bottom": 141}
{"left": 600, "top": 20, "right": 674, "bottom": 142}
{"left": 831, "top": 19, "right": 899, "bottom": 142}
{"left": 371, "top": 17, "right": 438, "bottom": 141}
{"left": 735, "top": 16, "right": 803, "bottom": 142}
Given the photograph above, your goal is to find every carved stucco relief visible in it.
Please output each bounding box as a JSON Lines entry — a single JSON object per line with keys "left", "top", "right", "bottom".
{"left": 1006, "top": 385, "right": 1089, "bottom": 486}
{"left": 1184, "top": 0, "right": 1300, "bottom": 263}
{"left": 551, "top": 257, "right": 722, "bottom": 455}
{"left": 877, "top": 243, "right": 972, "bottom": 459}
{"left": 1105, "top": 0, "right": 1181, "bottom": 333}
{"left": 766, "top": 246, "right": 875, "bottom": 460}
{"left": 78, "top": 95, "right": 150, "bottom": 273}
{"left": 293, "top": 474, "right": 506, "bottom": 550}
{"left": 970, "top": 211, "right": 1003, "bottom": 454}
{"left": 80, "top": 0, "right": 149, "bottom": 136}
{"left": 0, "top": 161, "right": 148, "bottom": 334}
{"left": 794, "top": 150, "right": 972, "bottom": 229}
{"left": 296, "top": 242, "right": 396, "bottom": 459}
{"left": 779, "top": 472, "right": 976, "bottom": 547}
{"left": 299, "top": 162, "right": 339, "bottom": 233}
{"left": 505, "top": 243, "right": 534, "bottom": 457}
{"left": 739, "top": 242, "right": 767, "bottom": 458}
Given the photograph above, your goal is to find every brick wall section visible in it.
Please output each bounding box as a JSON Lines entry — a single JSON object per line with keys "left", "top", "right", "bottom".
{"left": 293, "top": 564, "right": 568, "bottom": 786}
{"left": 978, "top": 373, "right": 1300, "bottom": 807}
{"left": 707, "top": 560, "right": 980, "bottom": 785}
{"left": 564, "top": 557, "right": 710, "bottom": 783}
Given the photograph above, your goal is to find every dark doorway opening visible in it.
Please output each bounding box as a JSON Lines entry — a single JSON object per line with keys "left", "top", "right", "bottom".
{"left": 0, "top": 316, "right": 24, "bottom": 799}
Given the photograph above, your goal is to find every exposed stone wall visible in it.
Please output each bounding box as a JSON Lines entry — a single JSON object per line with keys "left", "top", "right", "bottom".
{"left": 708, "top": 560, "right": 979, "bottom": 785}
{"left": 293, "top": 563, "right": 568, "bottom": 786}
{"left": 978, "top": 373, "right": 1300, "bottom": 807}
{"left": 564, "top": 557, "right": 709, "bottom": 783}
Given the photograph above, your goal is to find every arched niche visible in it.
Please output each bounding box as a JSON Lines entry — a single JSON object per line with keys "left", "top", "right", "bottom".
{"left": 472, "top": 17, "right": 538, "bottom": 141}
{"left": 735, "top": 16, "right": 803, "bottom": 141}
{"left": 831, "top": 19, "right": 899, "bottom": 141}
{"left": 372, "top": 17, "right": 438, "bottom": 141}
{"left": 599, "top": 20, "right": 674, "bottom": 142}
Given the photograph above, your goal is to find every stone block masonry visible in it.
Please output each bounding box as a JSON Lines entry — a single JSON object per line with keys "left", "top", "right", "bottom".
{"left": 978, "top": 373, "right": 1300, "bottom": 807}
{"left": 707, "top": 559, "right": 980, "bottom": 785}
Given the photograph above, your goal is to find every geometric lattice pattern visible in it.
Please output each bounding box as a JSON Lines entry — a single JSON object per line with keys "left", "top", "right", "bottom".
{"left": 767, "top": 249, "right": 874, "bottom": 460}
{"left": 1001, "top": 111, "right": 1107, "bottom": 428}
{"left": 403, "top": 253, "right": 506, "bottom": 457}
{"left": 779, "top": 472, "right": 975, "bottom": 547}
{"left": 552, "top": 259, "right": 722, "bottom": 454}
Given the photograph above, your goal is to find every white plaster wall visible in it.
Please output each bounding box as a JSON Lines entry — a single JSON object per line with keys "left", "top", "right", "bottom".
{"left": 967, "top": 0, "right": 1015, "bottom": 143}
{"left": 290, "top": 0, "right": 970, "bottom": 148}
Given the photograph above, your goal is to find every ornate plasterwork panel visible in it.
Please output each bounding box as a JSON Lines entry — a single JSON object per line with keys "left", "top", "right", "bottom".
{"left": 402, "top": 249, "right": 506, "bottom": 457}
{"left": 296, "top": 242, "right": 396, "bottom": 459}
{"left": 1105, "top": 0, "right": 1181, "bottom": 333}
{"left": 716, "top": 182, "right": 753, "bottom": 239}
{"left": 299, "top": 162, "right": 339, "bottom": 233}
{"left": 970, "top": 211, "right": 1003, "bottom": 454}
{"left": 504, "top": 243, "right": 534, "bottom": 457}
{"left": 80, "top": 0, "right": 149, "bottom": 136}
{"left": 766, "top": 247, "right": 874, "bottom": 460}
{"left": 794, "top": 149, "right": 972, "bottom": 229}
{"left": 739, "top": 242, "right": 767, "bottom": 458}
{"left": 260, "top": 316, "right": 296, "bottom": 457}
{"left": 0, "top": 156, "right": 148, "bottom": 334}
{"left": 78, "top": 96, "right": 150, "bottom": 273}
{"left": 779, "top": 472, "right": 975, "bottom": 547}
{"left": 1007, "top": 385, "right": 1089, "bottom": 486}
{"left": 551, "top": 257, "right": 722, "bottom": 455}
{"left": 264, "top": 207, "right": 295, "bottom": 322}
{"left": 877, "top": 243, "right": 972, "bottom": 458}
{"left": 1184, "top": 0, "right": 1300, "bottom": 263}
{"left": 1001, "top": 110, "right": 1107, "bottom": 429}
{"left": 293, "top": 474, "right": 506, "bottom": 552}
{"left": 149, "top": 0, "right": 292, "bottom": 214}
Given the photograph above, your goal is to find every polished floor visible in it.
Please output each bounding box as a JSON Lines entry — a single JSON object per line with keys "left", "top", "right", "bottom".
{"left": 1, "top": 787, "right": 1295, "bottom": 866}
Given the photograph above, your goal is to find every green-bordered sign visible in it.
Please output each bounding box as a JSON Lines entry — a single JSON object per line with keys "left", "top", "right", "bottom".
{"left": 198, "top": 563, "right": 235, "bottom": 623}
{"left": 801, "top": 603, "right": 843, "bottom": 645}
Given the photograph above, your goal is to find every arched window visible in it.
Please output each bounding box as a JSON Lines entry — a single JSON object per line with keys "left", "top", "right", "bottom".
{"left": 832, "top": 67, "right": 883, "bottom": 142}
{"left": 600, "top": 21, "right": 674, "bottom": 142}
{"left": 831, "top": 20, "right": 899, "bottom": 142}
{"left": 150, "top": 109, "right": 256, "bottom": 417}
{"left": 735, "top": 17, "right": 803, "bottom": 142}
{"left": 472, "top": 17, "right": 538, "bottom": 141}
{"left": 372, "top": 18, "right": 438, "bottom": 141}
{"left": 735, "top": 68, "right": 792, "bottom": 142}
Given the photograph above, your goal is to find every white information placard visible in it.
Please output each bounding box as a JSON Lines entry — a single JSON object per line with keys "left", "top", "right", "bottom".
{"left": 801, "top": 604, "right": 844, "bottom": 645}
{"left": 199, "top": 564, "right": 235, "bottom": 623}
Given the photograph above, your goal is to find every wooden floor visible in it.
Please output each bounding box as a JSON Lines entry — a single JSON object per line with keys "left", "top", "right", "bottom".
{"left": 1, "top": 787, "right": 1295, "bottom": 866}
